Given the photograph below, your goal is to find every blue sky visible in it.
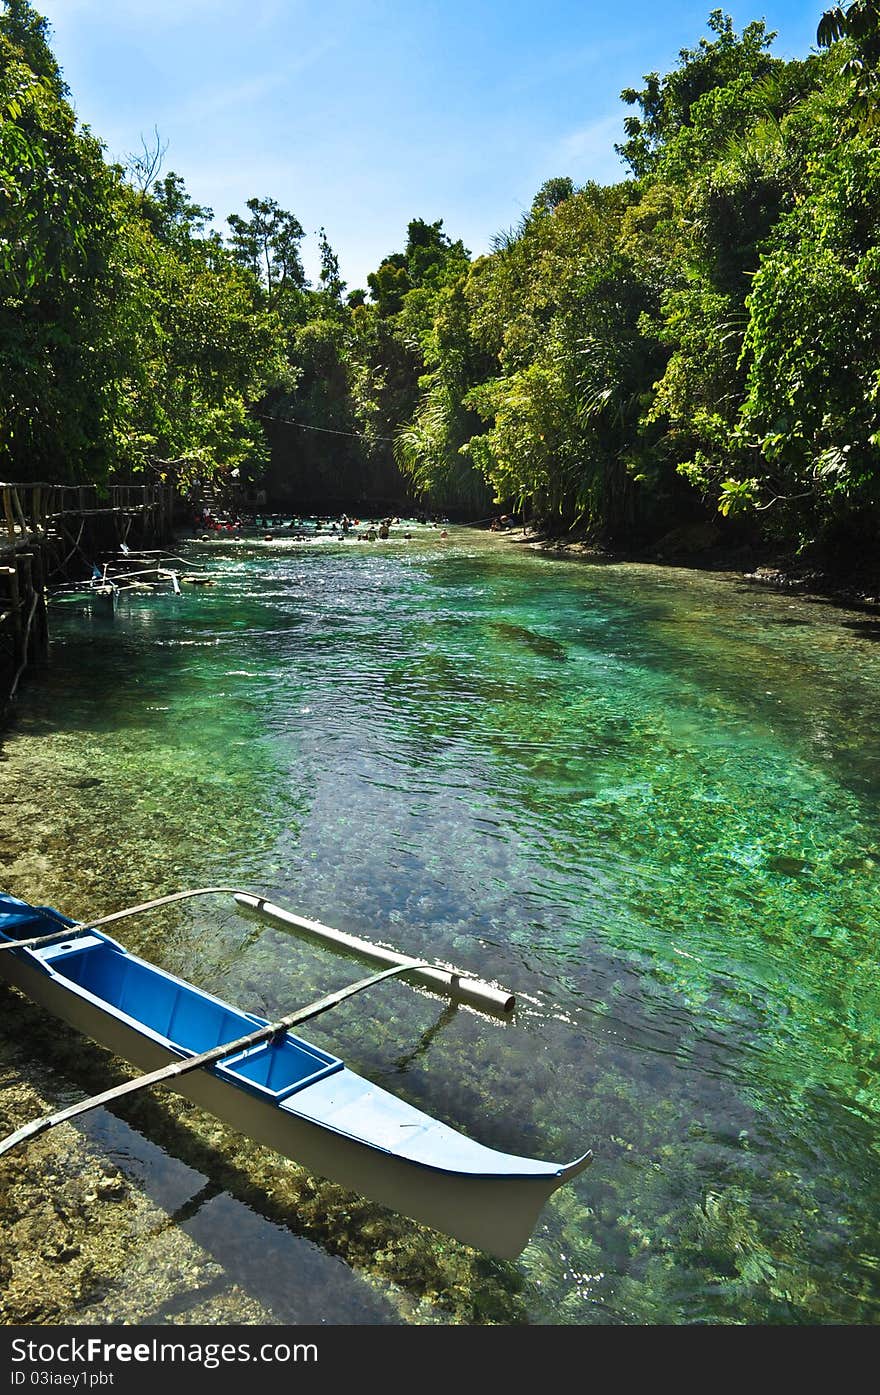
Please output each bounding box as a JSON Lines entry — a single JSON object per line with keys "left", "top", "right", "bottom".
{"left": 37, "top": 1, "right": 821, "bottom": 290}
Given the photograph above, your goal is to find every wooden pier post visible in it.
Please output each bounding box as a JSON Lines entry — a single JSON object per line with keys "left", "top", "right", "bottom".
{"left": 28, "top": 546, "right": 49, "bottom": 661}
{"left": 2, "top": 486, "right": 16, "bottom": 544}
{"left": 6, "top": 558, "right": 22, "bottom": 668}
{"left": 16, "top": 554, "right": 40, "bottom": 665}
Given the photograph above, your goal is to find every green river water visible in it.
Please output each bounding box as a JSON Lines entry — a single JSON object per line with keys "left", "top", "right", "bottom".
{"left": 1, "top": 523, "right": 879, "bottom": 1325}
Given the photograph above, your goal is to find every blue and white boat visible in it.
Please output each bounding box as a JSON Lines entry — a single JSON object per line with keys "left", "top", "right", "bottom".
{"left": 0, "top": 892, "right": 591, "bottom": 1259}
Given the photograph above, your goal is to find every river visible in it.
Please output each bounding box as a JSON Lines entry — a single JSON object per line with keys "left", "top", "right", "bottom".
{"left": 1, "top": 522, "right": 879, "bottom": 1324}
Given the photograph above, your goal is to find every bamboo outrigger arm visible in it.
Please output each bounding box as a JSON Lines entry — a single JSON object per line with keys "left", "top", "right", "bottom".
{"left": 0, "top": 886, "right": 517, "bottom": 1013}
{"left": 0, "top": 959, "right": 432, "bottom": 1157}
{"left": 0, "top": 886, "right": 249, "bottom": 954}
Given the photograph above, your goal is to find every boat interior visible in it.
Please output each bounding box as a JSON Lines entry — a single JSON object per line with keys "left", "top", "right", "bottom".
{"left": 1, "top": 903, "right": 342, "bottom": 1102}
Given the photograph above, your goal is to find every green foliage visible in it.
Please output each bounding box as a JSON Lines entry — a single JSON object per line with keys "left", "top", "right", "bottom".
{"left": 384, "top": 7, "right": 880, "bottom": 551}
{"left": 404, "top": 217, "right": 469, "bottom": 290}
{"left": 317, "top": 226, "right": 346, "bottom": 307}
{"left": 432, "top": 182, "right": 666, "bottom": 535}
{"left": 717, "top": 476, "right": 759, "bottom": 515}
{"left": 0, "top": 24, "right": 118, "bottom": 479}
{"left": 380, "top": 13, "right": 865, "bottom": 538}
{"left": 0, "top": 0, "right": 63, "bottom": 93}
{"left": 0, "top": 5, "right": 287, "bottom": 488}
{"left": 818, "top": 1, "right": 880, "bottom": 126}
{"left": 394, "top": 280, "right": 492, "bottom": 511}
{"left": 141, "top": 171, "right": 213, "bottom": 254}
{"left": 366, "top": 219, "right": 469, "bottom": 320}
{"left": 367, "top": 255, "right": 410, "bottom": 317}
{"left": 531, "top": 176, "right": 575, "bottom": 216}
{"left": 618, "top": 10, "right": 779, "bottom": 178}
{"left": 5, "top": 2, "right": 880, "bottom": 551}
{"left": 107, "top": 204, "right": 286, "bottom": 484}
{"left": 736, "top": 141, "right": 880, "bottom": 527}
{"left": 227, "top": 196, "right": 306, "bottom": 306}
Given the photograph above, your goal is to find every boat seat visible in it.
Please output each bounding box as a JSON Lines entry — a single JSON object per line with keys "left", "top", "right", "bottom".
{"left": 35, "top": 935, "right": 106, "bottom": 962}
{"left": 215, "top": 1036, "right": 342, "bottom": 1101}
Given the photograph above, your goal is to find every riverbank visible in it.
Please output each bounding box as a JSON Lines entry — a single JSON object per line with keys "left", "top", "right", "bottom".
{"left": 504, "top": 525, "right": 880, "bottom": 616}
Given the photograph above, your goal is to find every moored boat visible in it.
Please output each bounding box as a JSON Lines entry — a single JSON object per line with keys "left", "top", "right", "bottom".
{"left": 0, "top": 892, "right": 591, "bottom": 1259}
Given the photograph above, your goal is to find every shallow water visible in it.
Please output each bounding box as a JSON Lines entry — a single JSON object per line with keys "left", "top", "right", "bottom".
{"left": 2, "top": 523, "right": 880, "bottom": 1324}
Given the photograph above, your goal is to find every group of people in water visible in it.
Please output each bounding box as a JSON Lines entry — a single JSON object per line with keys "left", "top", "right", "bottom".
{"left": 190, "top": 508, "right": 449, "bottom": 543}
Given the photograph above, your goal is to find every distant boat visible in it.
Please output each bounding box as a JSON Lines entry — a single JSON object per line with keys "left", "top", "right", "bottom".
{"left": 49, "top": 570, "right": 121, "bottom": 612}
{"left": 0, "top": 893, "right": 591, "bottom": 1259}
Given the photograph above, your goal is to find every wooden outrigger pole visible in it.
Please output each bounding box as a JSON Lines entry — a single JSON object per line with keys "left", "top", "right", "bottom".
{"left": 234, "top": 894, "right": 516, "bottom": 1014}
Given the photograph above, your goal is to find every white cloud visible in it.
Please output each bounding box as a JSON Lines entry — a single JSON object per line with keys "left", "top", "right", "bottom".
{"left": 172, "top": 41, "right": 338, "bottom": 126}
{"left": 554, "top": 114, "right": 627, "bottom": 184}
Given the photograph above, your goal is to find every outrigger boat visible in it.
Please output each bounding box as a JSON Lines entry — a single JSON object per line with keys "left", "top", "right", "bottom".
{"left": 49, "top": 566, "right": 121, "bottom": 612}
{"left": 0, "top": 890, "right": 591, "bottom": 1260}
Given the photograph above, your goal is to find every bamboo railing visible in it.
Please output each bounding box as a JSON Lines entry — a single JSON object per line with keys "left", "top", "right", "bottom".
{"left": 0, "top": 481, "right": 174, "bottom": 546}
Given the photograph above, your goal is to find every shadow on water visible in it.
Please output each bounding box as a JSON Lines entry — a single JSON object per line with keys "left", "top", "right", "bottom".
{"left": 388, "top": 1002, "right": 459, "bottom": 1075}
{"left": 840, "top": 620, "right": 880, "bottom": 641}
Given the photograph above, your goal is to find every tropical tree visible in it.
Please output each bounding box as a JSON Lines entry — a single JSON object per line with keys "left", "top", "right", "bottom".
{"left": 227, "top": 196, "right": 307, "bottom": 307}
{"left": 0, "top": 11, "right": 119, "bottom": 480}
{"left": 618, "top": 10, "right": 779, "bottom": 177}
{"left": 818, "top": 1, "right": 880, "bottom": 125}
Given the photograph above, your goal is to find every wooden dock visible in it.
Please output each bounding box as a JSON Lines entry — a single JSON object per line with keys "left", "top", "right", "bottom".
{"left": 0, "top": 481, "right": 176, "bottom": 712}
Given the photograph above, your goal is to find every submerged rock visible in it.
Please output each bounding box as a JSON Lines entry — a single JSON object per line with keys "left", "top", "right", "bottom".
{"left": 489, "top": 622, "right": 567, "bottom": 661}
{"left": 765, "top": 855, "right": 810, "bottom": 875}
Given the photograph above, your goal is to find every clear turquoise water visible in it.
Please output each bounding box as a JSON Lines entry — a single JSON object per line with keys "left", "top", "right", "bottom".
{"left": 3, "top": 525, "right": 880, "bottom": 1324}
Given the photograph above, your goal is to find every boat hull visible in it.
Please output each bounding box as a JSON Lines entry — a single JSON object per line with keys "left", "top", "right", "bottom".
{"left": 0, "top": 909, "right": 590, "bottom": 1259}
